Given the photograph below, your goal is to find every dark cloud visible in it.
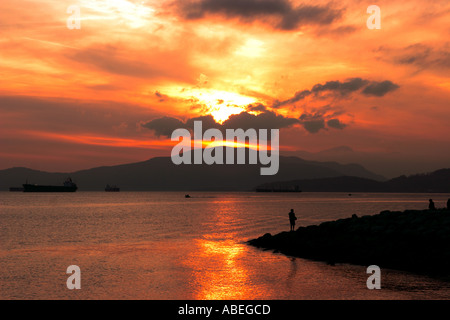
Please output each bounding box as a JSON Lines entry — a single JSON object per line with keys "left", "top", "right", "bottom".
{"left": 142, "top": 109, "right": 299, "bottom": 137}
{"left": 314, "top": 24, "right": 358, "bottom": 37}
{"left": 272, "top": 90, "right": 310, "bottom": 108}
{"left": 176, "top": 0, "right": 343, "bottom": 31}
{"left": 143, "top": 102, "right": 351, "bottom": 137}
{"left": 388, "top": 43, "right": 450, "bottom": 71}
{"left": 224, "top": 109, "right": 299, "bottom": 130}
{"left": 273, "top": 78, "right": 399, "bottom": 108}
{"left": 302, "top": 119, "right": 325, "bottom": 134}
{"left": 327, "top": 118, "right": 347, "bottom": 130}
{"left": 185, "top": 115, "right": 219, "bottom": 130}
{"left": 141, "top": 116, "right": 185, "bottom": 137}
{"left": 311, "top": 78, "right": 369, "bottom": 96}
{"left": 246, "top": 103, "right": 267, "bottom": 112}
{"left": 361, "top": 80, "right": 399, "bottom": 97}
{"left": 155, "top": 91, "right": 169, "bottom": 102}
{"left": 299, "top": 112, "right": 326, "bottom": 133}
{"left": 396, "top": 44, "right": 432, "bottom": 65}
{"left": 299, "top": 108, "right": 348, "bottom": 133}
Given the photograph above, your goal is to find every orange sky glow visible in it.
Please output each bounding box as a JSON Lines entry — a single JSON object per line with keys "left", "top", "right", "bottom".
{"left": 0, "top": 0, "right": 449, "bottom": 177}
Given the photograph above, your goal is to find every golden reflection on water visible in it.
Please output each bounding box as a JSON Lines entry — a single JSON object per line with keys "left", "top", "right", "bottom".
{"left": 184, "top": 197, "right": 272, "bottom": 300}
{"left": 192, "top": 238, "right": 252, "bottom": 300}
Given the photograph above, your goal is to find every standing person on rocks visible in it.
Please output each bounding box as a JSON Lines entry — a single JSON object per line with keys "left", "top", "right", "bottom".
{"left": 429, "top": 199, "right": 436, "bottom": 210}
{"left": 289, "top": 209, "right": 297, "bottom": 232}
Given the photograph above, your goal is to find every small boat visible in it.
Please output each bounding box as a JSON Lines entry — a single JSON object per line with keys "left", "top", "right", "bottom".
{"left": 23, "top": 178, "right": 78, "bottom": 192}
{"left": 105, "top": 184, "right": 120, "bottom": 192}
{"left": 185, "top": 194, "right": 191, "bottom": 198}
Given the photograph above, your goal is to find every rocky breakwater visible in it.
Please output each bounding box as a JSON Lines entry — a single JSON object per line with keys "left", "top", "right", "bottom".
{"left": 248, "top": 209, "right": 450, "bottom": 277}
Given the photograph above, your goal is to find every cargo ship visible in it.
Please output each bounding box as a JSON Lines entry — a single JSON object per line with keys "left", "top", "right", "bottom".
{"left": 23, "top": 178, "right": 78, "bottom": 192}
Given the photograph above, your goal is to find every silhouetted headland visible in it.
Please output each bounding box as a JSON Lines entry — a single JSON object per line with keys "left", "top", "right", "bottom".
{"left": 248, "top": 208, "right": 450, "bottom": 278}
{"left": 255, "top": 168, "right": 450, "bottom": 193}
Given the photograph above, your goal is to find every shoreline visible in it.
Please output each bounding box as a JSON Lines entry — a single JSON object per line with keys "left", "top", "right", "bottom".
{"left": 248, "top": 208, "right": 450, "bottom": 279}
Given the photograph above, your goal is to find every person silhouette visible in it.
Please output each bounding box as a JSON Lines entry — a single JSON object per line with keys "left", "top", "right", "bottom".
{"left": 288, "top": 209, "right": 297, "bottom": 231}
{"left": 429, "top": 199, "right": 436, "bottom": 210}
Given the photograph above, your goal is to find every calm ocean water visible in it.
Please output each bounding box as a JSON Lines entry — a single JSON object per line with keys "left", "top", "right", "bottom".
{"left": 1, "top": 191, "right": 450, "bottom": 300}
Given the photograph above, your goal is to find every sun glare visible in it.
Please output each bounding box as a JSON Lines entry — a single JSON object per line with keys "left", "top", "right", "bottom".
{"left": 201, "top": 90, "right": 256, "bottom": 123}
{"left": 209, "top": 104, "right": 246, "bottom": 124}
{"left": 165, "top": 87, "right": 257, "bottom": 123}
{"left": 202, "top": 140, "right": 271, "bottom": 151}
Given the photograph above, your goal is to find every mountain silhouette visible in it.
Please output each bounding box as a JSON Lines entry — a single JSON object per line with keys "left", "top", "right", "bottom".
{"left": 255, "top": 168, "right": 450, "bottom": 193}
{"left": 282, "top": 146, "right": 450, "bottom": 179}
{"left": 0, "top": 148, "right": 384, "bottom": 191}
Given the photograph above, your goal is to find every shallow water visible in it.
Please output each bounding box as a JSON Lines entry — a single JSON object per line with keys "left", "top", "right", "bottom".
{"left": 1, "top": 191, "right": 450, "bottom": 300}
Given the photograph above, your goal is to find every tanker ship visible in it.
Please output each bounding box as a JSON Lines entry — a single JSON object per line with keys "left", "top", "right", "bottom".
{"left": 23, "top": 178, "right": 78, "bottom": 192}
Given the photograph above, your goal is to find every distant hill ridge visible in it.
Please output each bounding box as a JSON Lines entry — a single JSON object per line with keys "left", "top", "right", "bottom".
{"left": 255, "top": 168, "right": 450, "bottom": 193}
{"left": 0, "top": 148, "right": 384, "bottom": 191}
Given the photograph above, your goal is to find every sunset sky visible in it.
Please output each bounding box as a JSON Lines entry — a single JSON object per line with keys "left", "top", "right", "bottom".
{"left": 1, "top": 0, "right": 449, "bottom": 177}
